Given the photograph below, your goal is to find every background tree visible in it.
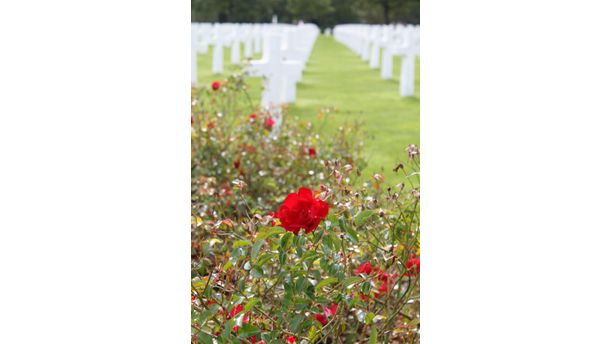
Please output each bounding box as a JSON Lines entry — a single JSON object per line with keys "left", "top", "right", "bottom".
{"left": 191, "top": 0, "right": 419, "bottom": 27}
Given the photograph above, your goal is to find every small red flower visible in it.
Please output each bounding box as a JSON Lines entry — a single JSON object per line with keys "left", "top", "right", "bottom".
{"left": 308, "top": 147, "right": 316, "bottom": 157}
{"left": 406, "top": 256, "right": 420, "bottom": 276}
{"left": 323, "top": 304, "right": 337, "bottom": 318}
{"left": 287, "top": 336, "right": 296, "bottom": 343}
{"left": 249, "top": 113, "right": 257, "bottom": 122}
{"left": 226, "top": 304, "right": 249, "bottom": 332}
{"left": 264, "top": 117, "right": 275, "bottom": 130}
{"left": 373, "top": 270, "right": 397, "bottom": 298}
{"left": 355, "top": 262, "right": 373, "bottom": 275}
{"left": 375, "top": 270, "right": 391, "bottom": 282}
{"left": 375, "top": 283, "right": 388, "bottom": 298}
{"left": 226, "top": 304, "right": 243, "bottom": 319}
{"left": 315, "top": 303, "right": 337, "bottom": 326}
{"left": 233, "top": 160, "right": 241, "bottom": 169}
{"left": 207, "top": 121, "right": 215, "bottom": 129}
{"left": 211, "top": 81, "right": 221, "bottom": 91}
{"left": 315, "top": 313, "right": 328, "bottom": 326}
{"left": 275, "top": 187, "right": 330, "bottom": 235}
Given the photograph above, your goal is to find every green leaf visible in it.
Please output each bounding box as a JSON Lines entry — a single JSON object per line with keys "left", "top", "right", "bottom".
{"left": 369, "top": 327, "right": 377, "bottom": 343}
{"left": 322, "top": 235, "right": 334, "bottom": 253}
{"left": 237, "top": 324, "right": 260, "bottom": 338}
{"left": 290, "top": 314, "right": 305, "bottom": 332}
{"left": 296, "top": 276, "right": 308, "bottom": 292}
{"left": 354, "top": 210, "right": 374, "bottom": 227}
{"left": 308, "top": 325, "right": 319, "bottom": 340}
{"left": 243, "top": 298, "right": 261, "bottom": 312}
{"left": 365, "top": 312, "right": 375, "bottom": 325}
{"left": 198, "top": 303, "right": 220, "bottom": 324}
{"left": 250, "top": 265, "right": 264, "bottom": 279}
{"left": 279, "top": 251, "right": 287, "bottom": 265}
{"left": 233, "top": 240, "right": 251, "bottom": 248}
{"left": 346, "top": 227, "right": 359, "bottom": 242}
{"left": 223, "top": 260, "right": 233, "bottom": 272}
{"left": 300, "top": 250, "right": 318, "bottom": 264}
{"left": 362, "top": 281, "right": 371, "bottom": 294}
{"left": 280, "top": 232, "right": 293, "bottom": 250}
{"left": 197, "top": 332, "right": 214, "bottom": 344}
{"left": 315, "top": 277, "right": 338, "bottom": 293}
{"left": 252, "top": 240, "right": 264, "bottom": 258}
{"left": 254, "top": 227, "right": 286, "bottom": 242}
{"left": 257, "top": 253, "right": 274, "bottom": 266}
{"left": 342, "top": 276, "right": 363, "bottom": 288}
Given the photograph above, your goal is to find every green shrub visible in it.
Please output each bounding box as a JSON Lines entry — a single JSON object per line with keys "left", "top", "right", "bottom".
{"left": 191, "top": 72, "right": 420, "bottom": 344}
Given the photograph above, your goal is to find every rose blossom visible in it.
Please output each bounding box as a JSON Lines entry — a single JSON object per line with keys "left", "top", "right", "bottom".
{"left": 406, "top": 256, "right": 420, "bottom": 276}
{"left": 315, "top": 304, "right": 337, "bottom": 326}
{"left": 211, "top": 81, "right": 221, "bottom": 91}
{"left": 264, "top": 117, "right": 275, "bottom": 130}
{"left": 274, "top": 187, "right": 329, "bottom": 235}
{"left": 308, "top": 147, "right": 316, "bottom": 157}
{"left": 355, "top": 262, "right": 373, "bottom": 275}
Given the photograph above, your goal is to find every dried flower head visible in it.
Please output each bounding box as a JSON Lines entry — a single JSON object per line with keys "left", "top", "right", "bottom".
{"left": 406, "top": 144, "right": 419, "bottom": 160}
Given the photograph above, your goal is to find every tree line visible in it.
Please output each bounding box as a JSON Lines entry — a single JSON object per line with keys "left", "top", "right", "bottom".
{"left": 191, "top": 0, "right": 420, "bottom": 28}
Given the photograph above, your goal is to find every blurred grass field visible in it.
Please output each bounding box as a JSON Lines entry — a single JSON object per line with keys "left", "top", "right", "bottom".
{"left": 196, "top": 35, "right": 419, "bottom": 184}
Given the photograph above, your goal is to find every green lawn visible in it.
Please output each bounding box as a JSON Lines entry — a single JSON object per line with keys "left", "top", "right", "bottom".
{"left": 196, "top": 35, "right": 419, "bottom": 184}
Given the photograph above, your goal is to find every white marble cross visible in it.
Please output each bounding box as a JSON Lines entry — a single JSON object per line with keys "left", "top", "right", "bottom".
{"left": 254, "top": 25, "right": 262, "bottom": 54}
{"left": 243, "top": 26, "right": 253, "bottom": 58}
{"left": 246, "top": 32, "right": 301, "bottom": 107}
{"left": 399, "top": 47, "right": 417, "bottom": 97}
{"left": 211, "top": 29, "right": 224, "bottom": 74}
{"left": 230, "top": 28, "right": 241, "bottom": 65}
{"left": 369, "top": 26, "right": 381, "bottom": 69}
{"left": 360, "top": 26, "right": 370, "bottom": 61}
{"left": 191, "top": 26, "right": 198, "bottom": 84}
{"left": 380, "top": 27, "right": 395, "bottom": 80}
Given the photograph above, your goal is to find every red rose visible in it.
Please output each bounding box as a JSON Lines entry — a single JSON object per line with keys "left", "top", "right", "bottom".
{"left": 406, "top": 256, "right": 420, "bottom": 276}
{"left": 355, "top": 262, "right": 373, "bottom": 275}
{"left": 375, "top": 283, "right": 388, "bottom": 298}
{"left": 373, "top": 270, "right": 397, "bottom": 298}
{"left": 323, "top": 304, "right": 337, "bottom": 318}
{"left": 211, "top": 81, "right": 221, "bottom": 91}
{"left": 275, "top": 187, "right": 329, "bottom": 235}
{"left": 315, "top": 304, "right": 337, "bottom": 326}
{"left": 264, "top": 117, "right": 275, "bottom": 130}
{"left": 226, "top": 304, "right": 243, "bottom": 319}
{"left": 287, "top": 336, "right": 296, "bottom": 343}
{"left": 315, "top": 313, "right": 328, "bottom": 326}
{"left": 308, "top": 147, "right": 316, "bottom": 157}
{"left": 226, "top": 304, "right": 249, "bottom": 332}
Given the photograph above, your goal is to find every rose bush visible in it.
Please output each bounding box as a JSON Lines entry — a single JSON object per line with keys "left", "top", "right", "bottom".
{"left": 192, "top": 73, "right": 420, "bottom": 343}
{"left": 191, "top": 71, "right": 364, "bottom": 220}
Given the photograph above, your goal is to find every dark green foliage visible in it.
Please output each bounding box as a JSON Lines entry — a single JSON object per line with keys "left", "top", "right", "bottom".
{"left": 191, "top": 0, "right": 419, "bottom": 27}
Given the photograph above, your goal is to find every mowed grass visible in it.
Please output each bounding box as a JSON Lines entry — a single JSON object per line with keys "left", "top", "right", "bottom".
{"left": 196, "top": 35, "right": 419, "bottom": 184}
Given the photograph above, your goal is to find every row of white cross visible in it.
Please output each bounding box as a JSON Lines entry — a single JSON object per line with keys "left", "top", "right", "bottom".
{"left": 191, "top": 23, "right": 318, "bottom": 110}
{"left": 333, "top": 24, "right": 420, "bottom": 97}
